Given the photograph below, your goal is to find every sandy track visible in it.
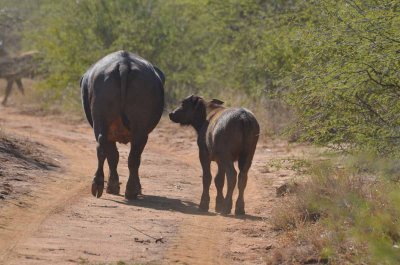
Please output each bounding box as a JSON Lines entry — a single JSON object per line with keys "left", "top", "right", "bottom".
{"left": 0, "top": 106, "right": 297, "bottom": 264}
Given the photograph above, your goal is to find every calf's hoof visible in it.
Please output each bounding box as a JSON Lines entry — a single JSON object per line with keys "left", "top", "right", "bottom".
{"left": 198, "top": 203, "right": 209, "bottom": 212}
{"left": 199, "top": 195, "right": 210, "bottom": 212}
{"left": 215, "top": 203, "right": 223, "bottom": 213}
{"left": 199, "top": 201, "right": 209, "bottom": 212}
{"left": 215, "top": 196, "right": 224, "bottom": 213}
{"left": 235, "top": 207, "right": 245, "bottom": 215}
{"left": 235, "top": 201, "right": 245, "bottom": 215}
{"left": 91, "top": 181, "right": 104, "bottom": 198}
{"left": 106, "top": 183, "right": 120, "bottom": 195}
{"left": 222, "top": 200, "right": 232, "bottom": 215}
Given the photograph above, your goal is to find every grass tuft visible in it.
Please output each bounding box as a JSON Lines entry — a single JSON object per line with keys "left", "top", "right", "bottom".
{"left": 271, "top": 154, "right": 400, "bottom": 264}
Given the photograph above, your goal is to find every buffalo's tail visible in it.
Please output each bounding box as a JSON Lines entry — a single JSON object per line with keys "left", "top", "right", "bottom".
{"left": 80, "top": 75, "right": 93, "bottom": 128}
{"left": 118, "top": 59, "right": 131, "bottom": 130}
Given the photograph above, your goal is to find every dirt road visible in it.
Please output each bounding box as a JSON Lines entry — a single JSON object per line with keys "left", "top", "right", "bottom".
{"left": 0, "top": 106, "right": 298, "bottom": 264}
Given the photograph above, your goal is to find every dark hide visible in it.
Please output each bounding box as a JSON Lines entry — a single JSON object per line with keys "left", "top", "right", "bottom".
{"left": 169, "top": 95, "right": 260, "bottom": 215}
{"left": 81, "top": 50, "right": 164, "bottom": 199}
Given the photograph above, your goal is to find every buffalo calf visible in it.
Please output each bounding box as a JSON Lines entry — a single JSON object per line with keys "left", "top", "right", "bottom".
{"left": 169, "top": 95, "right": 259, "bottom": 215}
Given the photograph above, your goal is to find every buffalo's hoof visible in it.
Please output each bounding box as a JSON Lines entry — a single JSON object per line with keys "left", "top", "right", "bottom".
{"left": 91, "top": 181, "right": 104, "bottom": 198}
{"left": 106, "top": 182, "right": 120, "bottom": 195}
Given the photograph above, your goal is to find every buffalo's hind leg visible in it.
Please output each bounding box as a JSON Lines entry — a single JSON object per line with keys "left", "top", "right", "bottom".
{"left": 106, "top": 142, "right": 120, "bottom": 195}
{"left": 214, "top": 162, "right": 225, "bottom": 213}
{"left": 92, "top": 133, "right": 107, "bottom": 198}
{"left": 125, "top": 134, "right": 148, "bottom": 200}
{"left": 222, "top": 161, "right": 237, "bottom": 215}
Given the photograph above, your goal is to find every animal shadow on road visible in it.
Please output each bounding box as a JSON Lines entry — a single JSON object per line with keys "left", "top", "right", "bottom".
{"left": 103, "top": 194, "right": 217, "bottom": 216}
{"left": 103, "top": 194, "right": 265, "bottom": 220}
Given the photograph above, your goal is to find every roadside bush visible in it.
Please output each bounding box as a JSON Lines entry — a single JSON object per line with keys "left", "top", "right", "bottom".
{"left": 272, "top": 156, "right": 400, "bottom": 264}
{"left": 281, "top": 0, "right": 400, "bottom": 155}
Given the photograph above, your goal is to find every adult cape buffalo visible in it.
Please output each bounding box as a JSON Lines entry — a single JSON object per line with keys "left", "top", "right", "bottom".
{"left": 81, "top": 51, "right": 165, "bottom": 199}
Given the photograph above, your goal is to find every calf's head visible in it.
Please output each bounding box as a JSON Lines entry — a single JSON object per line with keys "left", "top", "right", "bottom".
{"left": 169, "top": 95, "right": 206, "bottom": 128}
{"left": 169, "top": 95, "right": 225, "bottom": 132}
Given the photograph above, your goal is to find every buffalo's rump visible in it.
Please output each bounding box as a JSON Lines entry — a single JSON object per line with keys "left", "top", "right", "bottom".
{"left": 82, "top": 51, "right": 164, "bottom": 143}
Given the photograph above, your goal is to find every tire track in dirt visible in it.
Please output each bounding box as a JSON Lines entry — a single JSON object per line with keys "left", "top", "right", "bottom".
{"left": 0, "top": 107, "right": 298, "bottom": 264}
{"left": 0, "top": 108, "right": 97, "bottom": 264}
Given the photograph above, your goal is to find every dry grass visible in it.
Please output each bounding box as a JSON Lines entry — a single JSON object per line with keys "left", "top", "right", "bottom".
{"left": 270, "top": 156, "right": 400, "bottom": 264}
{"left": 217, "top": 92, "right": 293, "bottom": 139}
{"left": 170, "top": 88, "right": 295, "bottom": 139}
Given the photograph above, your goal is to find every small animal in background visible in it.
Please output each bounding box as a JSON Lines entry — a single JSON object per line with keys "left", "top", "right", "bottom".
{"left": 169, "top": 95, "right": 260, "bottom": 215}
{"left": 0, "top": 49, "right": 38, "bottom": 105}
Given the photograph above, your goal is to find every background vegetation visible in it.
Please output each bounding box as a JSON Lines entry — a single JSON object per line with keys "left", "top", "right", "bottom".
{"left": 4, "top": 0, "right": 395, "bottom": 155}
{"left": 270, "top": 154, "right": 400, "bottom": 264}
{"left": 1, "top": 1, "right": 399, "bottom": 263}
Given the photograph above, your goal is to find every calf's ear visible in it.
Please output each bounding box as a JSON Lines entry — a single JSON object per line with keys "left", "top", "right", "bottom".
{"left": 211, "top": 98, "right": 224, "bottom": 105}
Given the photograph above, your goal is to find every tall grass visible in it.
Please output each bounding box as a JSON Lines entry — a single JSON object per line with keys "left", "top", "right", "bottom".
{"left": 272, "top": 155, "right": 400, "bottom": 264}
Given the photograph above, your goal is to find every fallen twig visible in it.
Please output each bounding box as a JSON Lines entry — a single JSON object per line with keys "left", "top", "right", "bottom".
{"left": 128, "top": 225, "right": 164, "bottom": 243}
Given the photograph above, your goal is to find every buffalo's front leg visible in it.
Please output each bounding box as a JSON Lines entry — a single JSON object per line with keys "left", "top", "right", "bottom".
{"left": 92, "top": 134, "right": 106, "bottom": 198}
{"left": 199, "top": 149, "right": 212, "bottom": 211}
{"left": 106, "top": 142, "right": 120, "bottom": 195}
{"left": 125, "top": 134, "right": 148, "bottom": 200}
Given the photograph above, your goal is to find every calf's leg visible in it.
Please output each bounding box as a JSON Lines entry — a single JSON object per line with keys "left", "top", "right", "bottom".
{"left": 222, "top": 161, "right": 237, "bottom": 215}
{"left": 125, "top": 134, "right": 148, "bottom": 200}
{"left": 235, "top": 144, "right": 257, "bottom": 215}
{"left": 106, "top": 142, "right": 120, "bottom": 195}
{"left": 214, "top": 162, "right": 225, "bottom": 213}
{"left": 235, "top": 169, "right": 249, "bottom": 215}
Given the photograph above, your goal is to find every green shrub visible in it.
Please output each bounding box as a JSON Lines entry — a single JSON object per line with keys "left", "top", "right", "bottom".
{"left": 273, "top": 155, "right": 400, "bottom": 264}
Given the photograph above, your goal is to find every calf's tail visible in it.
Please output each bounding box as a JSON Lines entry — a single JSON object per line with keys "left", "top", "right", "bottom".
{"left": 238, "top": 112, "right": 260, "bottom": 172}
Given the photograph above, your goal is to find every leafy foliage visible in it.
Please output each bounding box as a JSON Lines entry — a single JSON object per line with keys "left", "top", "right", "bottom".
{"left": 25, "top": 1, "right": 299, "bottom": 101}
{"left": 15, "top": 0, "right": 400, "bottom": 154}
{"left": 0, "top": 0, "right": 40, "bottom": 53}
{"left": 281, "top": 0, "right": 400, "bottom": 155}
{"left": 2, "top": 1, "right": 400, "bottom": 262}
